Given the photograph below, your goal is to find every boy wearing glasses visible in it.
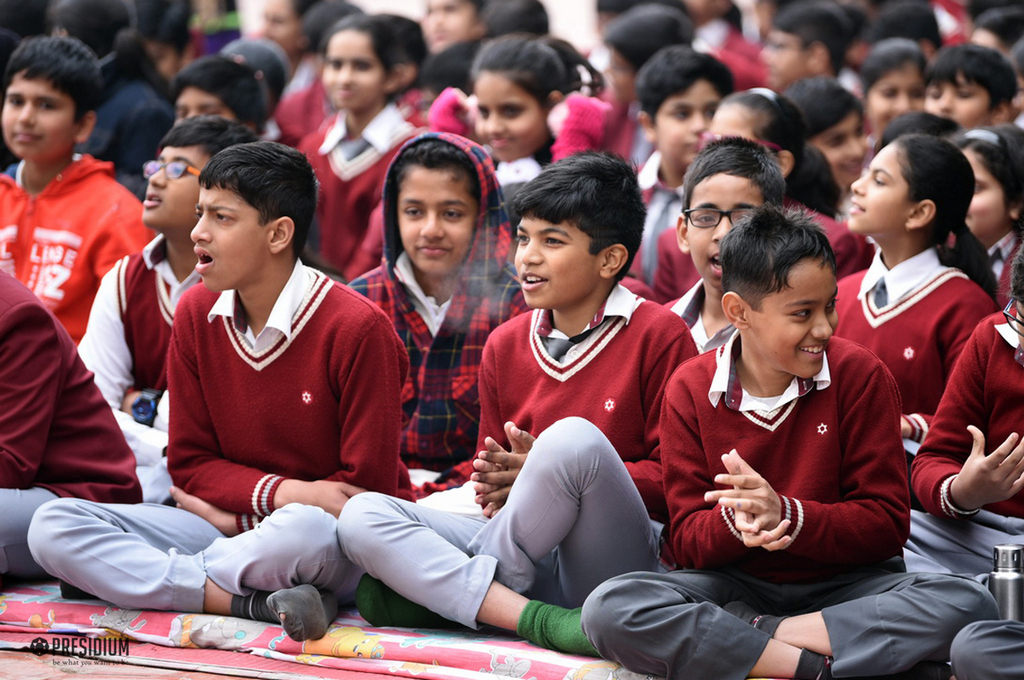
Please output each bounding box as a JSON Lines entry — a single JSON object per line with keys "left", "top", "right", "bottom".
{"left": 78, "top": 116, "right": 257, "bottom": 504}
{"left": 669, "top": 136, "right": 784, "bottom": 353}
{"left": 906, "top": 247, "right": 1024, "bottom": 576}
{"left": 0, "top": 36, "right": 151, "bottom": 343}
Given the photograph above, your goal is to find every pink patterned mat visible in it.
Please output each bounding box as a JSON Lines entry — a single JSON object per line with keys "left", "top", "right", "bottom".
{"left": 0, "top": 582, "right": 650, "bottom": 680}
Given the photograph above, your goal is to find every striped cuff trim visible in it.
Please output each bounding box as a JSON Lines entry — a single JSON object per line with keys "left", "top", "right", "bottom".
{"left": 940, "top": 475, "right": 979, "bottom": 518}
{"left": 251, "top": 474, "right": 284, "bottom": 516}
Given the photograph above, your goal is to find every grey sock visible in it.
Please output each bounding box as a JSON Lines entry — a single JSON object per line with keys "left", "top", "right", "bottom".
{"left": 794, "top": 649, "right": 833, "bottom": 680}
{"left": 231, "top": 585, "right": 337, "bottom": 641}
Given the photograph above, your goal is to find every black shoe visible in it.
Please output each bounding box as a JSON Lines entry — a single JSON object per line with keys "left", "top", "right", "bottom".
{"left": 59, "top": 580, "right": 97, "bottom": 600}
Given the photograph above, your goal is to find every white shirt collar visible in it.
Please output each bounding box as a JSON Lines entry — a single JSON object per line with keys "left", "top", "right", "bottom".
{"left": 997, "top": 322, "right": 1020, "bottom": 349}
{"left": 394, "top": 251, "right": 452, "bottom": 336}
{"left": 207, "top": 259, "right": 309, "bottom": 345}
{"left": 858, "top": 247, "right": 943, "bottom": 303}
{"left": 708, "top": 330, "right": 831, "bottom": 411}
{"left": 544, "top": 283, "right": 641, "bottom": 341}
{"left": 495, "top": 156, "right": 544, "bottom": 187}
{"left": 637, "top": 151, "right": 663, "bottom": 191}
{"left": 318, "top": 103, "right": 406, "bottom": 156}
{"left": 989, "top": 231, "right": 1018, "bottom": 260}
{"left": 695, "top": 18, "right": 730, "bottom": 50}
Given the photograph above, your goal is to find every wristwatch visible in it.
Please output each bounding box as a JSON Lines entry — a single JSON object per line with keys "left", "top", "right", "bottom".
{"left": 131, "top": 388, "right": 164, "bottom": 427}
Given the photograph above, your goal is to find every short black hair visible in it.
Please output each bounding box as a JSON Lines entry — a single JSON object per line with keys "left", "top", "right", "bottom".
{"left": 381, "top": 14, "right": 428, "bottom": 69}
{"left": 302, "top": 1, "right": 362, "bottom": 59}
{"left": 482, "top": 0, "right": 549, "bottom": 37}
{"left": 974, "top": 7, "right": 1024, "bottom": 53}
{"left": 785, "top": 76, "right": 862, "bottom": 138}
{"left": 199, "top": 141, "right": 319, "bottom": 258}
{"left": 772, "top": 0, "right": 853, "bottom": 75}
{"left": 391, "top": 137, "right": 480, "bottom": 205}
{"left": 720, "top": 205, "right": 836, "bottom": 309}
{"left": 420, "top": 40, "right": 479, "bottom": 94}
{"left": 968, "top": 0, "right": 1019, "bottom": 22}
{"left": 3, "top": 35, "right": 101, "bottom": 120}
{"left": 636, "top": 46, "right": 733, "bottom": 119}
{"left": 682, "top": 137, "right": 786, "bottom": 211}
{"left": 171, "top": 55, "right": 266, "bottom": 130}
{"left": 865, "top": 1, "right": 941, "bottom": 53}
{"left": 220, "top": 38, "right": 290, "bottom": 111}
{"left": 49, "top": 0, "right": 130, "bottom": 60}
{"left": 860, "top": 38, "right": 926, "bottom": 94}
{"left": 159, "top": 115, "right": 259, "bottom": 160}
{"left": 137, "top": 0, "right": 192, "bottom": 54}
{"left": 604, "top": 4, "right": 693, "bottom": 71}
{"left": 926, "top": 44, "right": 1017, "bottom": 108}
{"left": 509, "top": 152, "right": 645, "bottom": 281}
{"left": 878, "top": 110, "right": 961, "bottom": 150}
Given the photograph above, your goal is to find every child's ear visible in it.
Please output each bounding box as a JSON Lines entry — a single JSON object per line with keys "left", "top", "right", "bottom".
{"left": 676, "top": 213, "right": 692, "bottom": 254}
{"left": 806, "top": 41, "right": 831, "bottom": 77}
{"left": 776, "top": 149, "right": 796, "bottom": 178}
{"left": 721, "top": 291, "right": 751, "bottom": 328}
{"left": 545, "top": 90, "right": 565, "bottom": 109}
{"left": 1010, "top": 199, "right": 1023, "bottom": 224}
{"left": 904, "top": 198, "right": 937, "bottom": 233}
{"left": 639, "top": 110, "right": 657, "bottom": 144}
{"left": 383, "top": 68, "right": 406, "bottom": 97}
{"left": 72, "top": 111, "right": 97, "bottom": 145}
{"left": 393, "top": 63, "right": 418, "bottom": 92}
{"left": 598, "top": 243, "right": 629, "bottom": 279}
{"left": 990, "top": 100, "right": 1015, "bottom": 125}
{"left": 266, "top": 216, "right": 295, "bottom": 255}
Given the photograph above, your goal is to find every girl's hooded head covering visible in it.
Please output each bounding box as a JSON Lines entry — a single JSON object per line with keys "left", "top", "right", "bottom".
{"left": 380, "top": 131, "right": 516, "bottom": 327}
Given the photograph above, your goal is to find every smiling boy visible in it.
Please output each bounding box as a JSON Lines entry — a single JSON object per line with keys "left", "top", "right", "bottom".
{"left": 924, "top": 44, "right": 1017, "bottom": 129}
{"left": 0, "top": 36, "right": 150, "bottom": 343}
{"left": 325, "top": 152, "right": 696, "bottom": 654}
{"left": 583, "top": 206, "right": 995, "bottom": 680}
{"left": 30, "top": 141, "right": 413, "bottom": 642}
{"left": 77, "top": 116, "right": 257, "bottom": 504}
{"left": 670, "top": 137, "right": 785, "bottom": 353}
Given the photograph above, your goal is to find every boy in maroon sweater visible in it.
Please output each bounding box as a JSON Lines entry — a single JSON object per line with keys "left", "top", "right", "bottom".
{"left": 29, "top": 141, "right": 411, "bottom": 641}
{"left": 581, "top": 206, "right": 996, "bottom": 680}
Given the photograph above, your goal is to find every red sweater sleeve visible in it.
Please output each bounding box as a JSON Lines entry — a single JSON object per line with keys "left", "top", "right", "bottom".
{"left": 625, "top": 325, "right": 697, "bottom": 521}
{"left": 779, "top": 361, "right": 910, "bottom": 564}
{"left": 0, "top": 300, "right": 61, "bottom": 487}
{"left": 911, "top": 321, "right": 988, "bottom": 517}
{"left": 664, "top": 369, "right": 750, "bottom": 570}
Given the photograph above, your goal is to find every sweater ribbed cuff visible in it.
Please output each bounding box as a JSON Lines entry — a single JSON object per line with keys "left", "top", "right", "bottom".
{"left": 251, "top": 474, "right": 284, "bottom": 516}
{"left": 905, "top": 413, "right": 928, "bottom": 443}
{"left": 236, "top": 513, "right": 260, "bottom": 533}
{"left": 778, "top": 494, "right": 804, "bottom": 548}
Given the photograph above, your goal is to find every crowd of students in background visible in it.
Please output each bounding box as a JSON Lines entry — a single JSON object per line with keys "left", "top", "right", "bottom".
{"left": 5, "top": 0, "right": 1024, "bottom": 678}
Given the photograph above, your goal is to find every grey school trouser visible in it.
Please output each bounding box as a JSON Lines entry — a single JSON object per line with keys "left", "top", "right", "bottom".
{"left": 0, "top": 487, "right": 59, "bottom": 578}
{"left": 338, "top": 416, "right": 664, "bottom": 629}
{"left": 580, "top": 558, "right": 997, "bottom": 680}
{"left": 904, "top": 508, "right": 1024, "bottom": 576}
{"left": 27, "top": 501, "right": 362, "bottom": 612}
{"left": 951, "top": 619, "right": 1024, "bottom": 680}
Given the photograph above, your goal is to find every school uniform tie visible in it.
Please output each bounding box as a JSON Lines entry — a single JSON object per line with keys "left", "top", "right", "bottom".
{"left": 543, "top": 327, "right": 599, "bottom": 362}
{"left": 872, "top": 278, "right": 888, "bottom": 307}
{"left": 339, "top": 137, "right": 371, "bottom": 161}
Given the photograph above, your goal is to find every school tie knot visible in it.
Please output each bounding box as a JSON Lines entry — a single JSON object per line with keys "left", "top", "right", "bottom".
{"left": 872, "top": 278, "right": 888, "bottom": 308}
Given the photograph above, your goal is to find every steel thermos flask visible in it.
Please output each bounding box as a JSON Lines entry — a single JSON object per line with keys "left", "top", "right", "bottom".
{"left": 990, "top": 544, "right": 1024, "bottom": 621}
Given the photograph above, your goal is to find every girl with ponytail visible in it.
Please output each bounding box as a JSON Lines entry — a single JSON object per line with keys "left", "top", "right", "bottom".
{"left": 835, "top": 133, "right": 997, "bottom": 446}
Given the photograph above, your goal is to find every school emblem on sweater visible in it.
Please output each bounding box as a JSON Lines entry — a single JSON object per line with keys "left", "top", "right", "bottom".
{"left": 604, "top": 398, "right": 616, "bottom": 412}
{"left": 903, "top": 346, "right": 915, "bottom": 360}
{"left": 817, "top": 423, "right": 828, "bottom": 435}
{"left": 302, "top": 391, "right": 313, "bottom": 405}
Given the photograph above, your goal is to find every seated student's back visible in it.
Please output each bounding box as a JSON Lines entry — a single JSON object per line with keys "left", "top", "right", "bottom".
{"left": 0, "top": 35, "right": 150, "bottom": 343}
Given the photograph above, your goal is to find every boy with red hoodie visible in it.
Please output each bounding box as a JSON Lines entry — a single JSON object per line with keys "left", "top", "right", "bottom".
{"left": 0, "top": 36, "right": 150, "bottom": 343}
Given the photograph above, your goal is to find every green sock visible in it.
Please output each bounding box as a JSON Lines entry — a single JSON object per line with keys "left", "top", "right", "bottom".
{"left": 355, "top": 574, "right": 460, "bottom": 629}
{"left": 515, "top": 600, "right": 599, "bottom": 657}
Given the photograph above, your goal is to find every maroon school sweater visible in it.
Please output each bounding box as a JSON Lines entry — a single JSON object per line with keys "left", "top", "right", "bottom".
{"left": 0, "top": 272, "right": 141, "bottom": 502}
{"left": 662, "top": 337, "right": 910, "bottom": 584}
{"left": 112, "top": 252, "right": 173, "bottom": 392}
{"left": 835, "top": 268, "right": 995, "bottom": 441}
{"left": 477, "top": 300, "right": 697, "bottom": 522}
{"left": 166, "top": 270, "right": 412, "bottom": 529}
{"left": 912, "top": 314, "right": 1024, "bottom": 519}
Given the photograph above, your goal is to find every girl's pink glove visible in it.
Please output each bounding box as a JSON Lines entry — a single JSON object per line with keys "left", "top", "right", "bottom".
{"left": 551, "top": 93, "right": 612, "bottom": 161}
{"left": 428, "top": 87, "right": 474, "bottom": 137}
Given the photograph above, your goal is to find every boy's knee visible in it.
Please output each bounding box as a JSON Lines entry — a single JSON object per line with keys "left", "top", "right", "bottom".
{"left": 580, "top": 574, "right": 634, "bottom": 646}
{"left": 951, "top": 621, "right": 1003, "bottom": 680}
{"left": 256, "top": 504, "right": 337, "bottom": 553}
{"left": 27, "top": 498, "right": 94, "bottom": 569}
{"left": 529, "top": 417, "right": 616, "bottom": 470}
{"left": 337, "top": 492, "right": 399, "bottom": 556}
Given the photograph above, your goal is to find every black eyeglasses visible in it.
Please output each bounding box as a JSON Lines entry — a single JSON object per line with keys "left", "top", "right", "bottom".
{"left": 142, "top": 160, "right": 201, "bottom": 180}
{"left": 683, "top": 207, "right": 755, "bottom": 229}
{"left": 1004, "top": 299, "right": 1024, "bottom": 340}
